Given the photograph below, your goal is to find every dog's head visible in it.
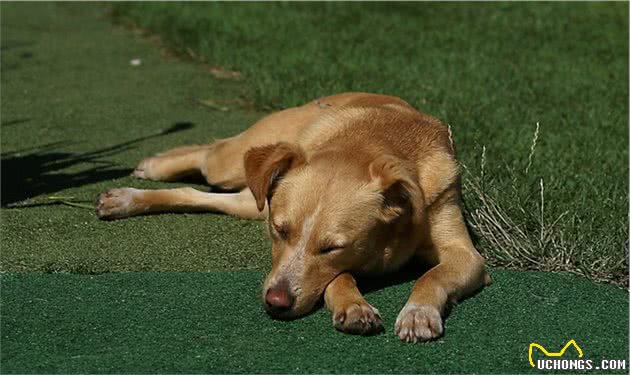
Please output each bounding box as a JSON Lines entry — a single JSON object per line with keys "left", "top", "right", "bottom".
{"left": 244, "top": 142, "right": 421, "bottom": 319}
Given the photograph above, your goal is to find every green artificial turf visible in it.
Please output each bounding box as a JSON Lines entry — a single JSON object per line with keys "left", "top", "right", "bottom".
{"left": 1, "top": 3, "right": 628, "bottom": 374}
{"left": 1, "top": 2, "right": 270, "bottom": 273}
{"left": 2, "top": 270, "right": 628, "bottom": 374}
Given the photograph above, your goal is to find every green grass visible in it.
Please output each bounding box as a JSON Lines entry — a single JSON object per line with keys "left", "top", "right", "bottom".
{"left": 2, "top": 270, "right": 628, "bottom": 374}
{"left": 109, "top": 2, "right": 629, "bottom": 285}
{"left": 1, "top": 2, "right": 268, "bottom": 274}
{"left": 1, "top": 3, "right": 628, "bottom": 373}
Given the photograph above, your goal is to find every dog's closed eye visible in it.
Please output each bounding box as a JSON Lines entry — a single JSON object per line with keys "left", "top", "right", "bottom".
{"left": 319, "top": 239, "right": 350, "bottom": 254}
{"left": 271, "top": 221, "right": 289, "bottom": 240}
{"left": 318, "top": 234, "right": 352, "bottom": 254}
{"left": 320, "top": 246, "right": 344, "bottom": 254}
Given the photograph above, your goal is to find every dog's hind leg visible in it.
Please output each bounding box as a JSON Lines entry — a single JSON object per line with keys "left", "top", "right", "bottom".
{"left": 131, "top": 96, "right": 340, "bottom": 186}
{"left": 96, "top": 187, "right": 266, "bottom": 220}
{"left": 133, "top": 145, "right": 211, "bottom": 182}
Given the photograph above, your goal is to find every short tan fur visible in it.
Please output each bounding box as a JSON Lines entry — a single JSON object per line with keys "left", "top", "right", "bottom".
{"left": 97, "top": 92, "right": 489, "bottom": 342}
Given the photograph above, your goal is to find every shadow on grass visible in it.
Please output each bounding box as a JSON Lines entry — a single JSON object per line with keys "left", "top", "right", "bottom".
{"left": 357, "top": 262, "right": 429, "bottom": 296}
{"left": 0, "top": 40, "right": 36, "bottom": 76}
{"left": 1, "top": 118, "right": 31, "bottom": 127}
{"left": 1, "top": 122, "right": 194, "bottom": 206}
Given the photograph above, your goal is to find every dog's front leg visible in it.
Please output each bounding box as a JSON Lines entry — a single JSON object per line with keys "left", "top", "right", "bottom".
{"left": 324, "top": 273, "right": 384, "bottom": 336}
{"left": 395, "top": 203, "right": 488, "bottom": 343}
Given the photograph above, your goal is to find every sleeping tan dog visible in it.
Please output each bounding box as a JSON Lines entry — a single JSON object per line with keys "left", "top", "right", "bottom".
{"left": 97, "top": 92, "right": 489, "bottom": 343}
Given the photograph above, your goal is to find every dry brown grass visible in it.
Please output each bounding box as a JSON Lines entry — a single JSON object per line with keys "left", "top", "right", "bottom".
{"left": 460, "top": 124, "right": 628, "bottom": 287}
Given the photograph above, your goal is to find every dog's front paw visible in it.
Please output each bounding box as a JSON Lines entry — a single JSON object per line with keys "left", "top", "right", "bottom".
{"left": 96, "top": 188, "right": 139, "bottom": 220}
{"left": 332, "top": 302, "right": 383, "bottom": 335}
{"left": 395, "top": 304, "right": 443, "bottom": 343}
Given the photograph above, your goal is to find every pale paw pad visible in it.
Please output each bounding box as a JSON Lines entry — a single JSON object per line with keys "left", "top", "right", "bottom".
{"left": 132, "top": 157, "right": 156, "bottom": 180}
{"left": 96, "top": 188, "right": 139, "bottom": 220}
{"left": 395, "top": 304, "right": 443, "bottom": 343}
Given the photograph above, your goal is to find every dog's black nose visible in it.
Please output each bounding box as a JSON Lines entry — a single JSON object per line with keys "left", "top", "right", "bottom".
{"left": 265, "top": 280, "right": 294, "bottom": 315}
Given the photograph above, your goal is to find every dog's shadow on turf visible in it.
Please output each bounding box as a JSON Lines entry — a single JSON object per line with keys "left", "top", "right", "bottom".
{"left": 1, "top": 122, "right": 194, "bottom": 207}
{"left": 356, "top": 262, "right": 429, "bottom": 296}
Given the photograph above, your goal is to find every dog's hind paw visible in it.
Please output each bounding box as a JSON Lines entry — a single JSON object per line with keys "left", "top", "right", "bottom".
{"left": 395, "top": 304, "right": 443, "bottom": 343}
{"left": 96, "top": 188, "right": 139, "bottom": 220}
{"left": 332, "top": 302, "right": 384, "bottom": 336}
{"left": 132, "top": 157, "right": 154, "bottom": 180}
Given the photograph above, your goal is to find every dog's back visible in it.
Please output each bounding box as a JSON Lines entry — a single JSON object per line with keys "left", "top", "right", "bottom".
{"left": 300, "top": 93, "right": 460, "bottom": 208}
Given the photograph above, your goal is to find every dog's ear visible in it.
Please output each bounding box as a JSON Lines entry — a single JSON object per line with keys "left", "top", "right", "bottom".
{"left": 244, "top": 142, "right": 306, "bottom": 211}
{"left": 368, "top": 155, "right": 422, "bottom": 222}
